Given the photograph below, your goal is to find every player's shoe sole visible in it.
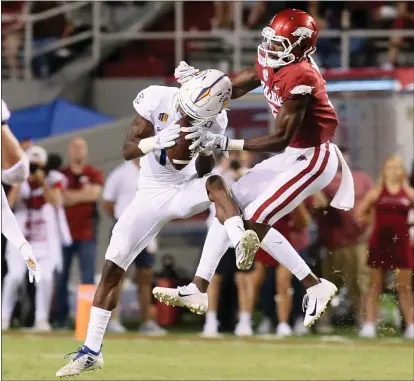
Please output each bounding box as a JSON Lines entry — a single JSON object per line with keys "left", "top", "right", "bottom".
{"left": 152, "top": 288, "right": 208, "bottom": 315}
{"left": 236, "top": 230, "right": 260, "bottom": 270}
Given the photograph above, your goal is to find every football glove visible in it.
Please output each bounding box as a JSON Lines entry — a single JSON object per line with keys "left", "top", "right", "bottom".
{"left": 185, "top": 126, "right": 228, "bottom": 151}
{"left": 20, "top": 243, "right": 42, "bottom": 283}
{"left": 174, "top": 61, "right": 200, "bottom": 85}
{"left": 155, "top": 124, "right": 180, "bottom": 149}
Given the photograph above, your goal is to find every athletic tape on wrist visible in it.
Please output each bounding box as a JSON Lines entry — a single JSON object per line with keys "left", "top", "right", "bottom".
{"left": 138, "top": 137, "right": 156, "bottom": 154}
{"left": 227, "top": 139, "right": 245, "bottom": 151}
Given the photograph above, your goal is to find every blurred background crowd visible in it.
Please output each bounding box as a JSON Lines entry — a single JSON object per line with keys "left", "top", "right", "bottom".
{"left": 1, "top": 0, "right": 413, "bottom": 340}
{"left": 1, "top": 0, "right": 414, "bottom": 79}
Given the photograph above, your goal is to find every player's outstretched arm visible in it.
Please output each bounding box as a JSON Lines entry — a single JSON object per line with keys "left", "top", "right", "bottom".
{"left": 193, "top": 97, "right": 309, "bottom": 154}
{"left": 231, "top": 67, "right": 261, "bottom": 99}
{"left": 243, "top": 97, "right": 308, "bottom": 152}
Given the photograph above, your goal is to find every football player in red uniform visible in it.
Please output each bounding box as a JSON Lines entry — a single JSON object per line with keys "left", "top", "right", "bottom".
{"left": 154, "top": 9, "right": 355, "bottom": 328}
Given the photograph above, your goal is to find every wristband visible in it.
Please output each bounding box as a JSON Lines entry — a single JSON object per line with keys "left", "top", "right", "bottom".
{"left": 227, "top": 139, "right": 245, "bottom": 151}
{"left": 138, "top": 137, "right": 156, "bottom": 155}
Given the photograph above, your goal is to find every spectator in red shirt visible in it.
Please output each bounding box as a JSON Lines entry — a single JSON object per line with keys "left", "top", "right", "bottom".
{"left": 317, "top": 147, "right": 374, "bottom": 331}
{"left": 53, "top": 137, "right": 103, "bottom": 328}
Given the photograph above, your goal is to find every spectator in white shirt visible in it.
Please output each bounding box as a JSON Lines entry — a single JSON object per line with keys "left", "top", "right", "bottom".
{"left": 102, "top": 159, "right": 165, "bottom": 335}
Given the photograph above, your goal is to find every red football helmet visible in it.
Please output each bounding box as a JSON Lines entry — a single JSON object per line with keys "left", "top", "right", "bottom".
{"left": 258, "top": 9, "right": 319, "bottom": 69}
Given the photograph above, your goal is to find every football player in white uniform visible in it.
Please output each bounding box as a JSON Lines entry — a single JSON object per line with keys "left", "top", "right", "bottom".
{"left": 1, "top": 99, "right": 41, "bottom": 285}
{"left": 56, "top": 69, "right": 260, "bottom": 377}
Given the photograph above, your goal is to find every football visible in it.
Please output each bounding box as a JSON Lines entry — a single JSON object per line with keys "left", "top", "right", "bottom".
{"left": 166, "top": 117, "right": 194, "bottom": 170}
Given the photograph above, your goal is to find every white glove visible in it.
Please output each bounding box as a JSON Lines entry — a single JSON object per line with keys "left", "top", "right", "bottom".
{"left": 20, "top": 243, "right": 42, "bottom": 283}
{"left": 174, "top": 61, "right": 200, "bottom": 85}
{"left": 185, "top": 125, "right": 228, "bottom": 151}
{"left": 155, "top": 124, "right": 180, "bottom": 149}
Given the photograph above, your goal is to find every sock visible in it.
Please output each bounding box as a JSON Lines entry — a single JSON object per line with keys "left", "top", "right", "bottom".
{"left": 205, "top": 311, "right": 218, "bottom": 325}
{"left": 223, "top": 216, "right": 244, "bottom": 248}
{"left": 195, "top": 218, "right": 230, "bottom": 282}
{"left": 1, "top": 186, "right": 28, "bottom": 250}
{"left": 84, "top": 307, "right": 112, "bottom": 353}
{"left": 260, "top": 228, "right": 311, "bottom": 281}
{"left": 239, "top": 311, "right": 251, "bottom": 325}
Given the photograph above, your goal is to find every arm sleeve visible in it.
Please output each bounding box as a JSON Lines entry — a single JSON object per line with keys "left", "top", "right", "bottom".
{"left": 132, "top": 86, "right": 158, "bottom": 123}
{"left": 282, "top": 70, "right": 318, "bottom": 102}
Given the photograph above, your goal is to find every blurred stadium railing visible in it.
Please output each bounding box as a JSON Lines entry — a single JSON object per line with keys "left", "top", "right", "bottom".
{"left": 2, "top": 1, "right": 414, "bottom": 80}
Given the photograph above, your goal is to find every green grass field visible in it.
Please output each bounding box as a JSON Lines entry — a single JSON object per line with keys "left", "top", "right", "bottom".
{"left": 2, "top": 332, "right": 413, "bottom": 380}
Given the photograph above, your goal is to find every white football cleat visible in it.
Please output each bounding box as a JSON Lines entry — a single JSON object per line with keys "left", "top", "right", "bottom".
{"left": 153, "top": 283, "right": 208, "bottom": 315}
{"left": 276, "top": 322, "right": 293, "bottom": 337}
{"left": 56, "top": 346, "right": 103, "bottom": 377}
{"left": 359, "top": 323, "right": 376, "bottom": 338}
{"left": 235, "top": 230, "right": 260, "bottom": 270}
{"left": 303, "top": 278, "right": 338, "bottom": 327}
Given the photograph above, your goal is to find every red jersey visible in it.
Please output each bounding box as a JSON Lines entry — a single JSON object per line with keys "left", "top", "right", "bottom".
{"left": 368, "top": 186, "right": 413, "bottom": 269}
{"left": 61, "top": 164, "right": 104, "bottom": 241}
{"left": 255, "top": 58, "right": 338, "bottom": 148}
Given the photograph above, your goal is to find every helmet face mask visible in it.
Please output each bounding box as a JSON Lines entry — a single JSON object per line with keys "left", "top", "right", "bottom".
{"left": 178, "top": 69, "right": 232, "bottom": 123}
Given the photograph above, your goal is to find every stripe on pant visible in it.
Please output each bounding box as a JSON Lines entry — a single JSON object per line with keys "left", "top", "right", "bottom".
{"left": 252, "top": 143, "right": 330, "bottom": 224}
{"left": 262, "top": 146, "right": 330, "bottom": 225}
{"left": 251, "top": 146, "right": 321, "bottom": 223}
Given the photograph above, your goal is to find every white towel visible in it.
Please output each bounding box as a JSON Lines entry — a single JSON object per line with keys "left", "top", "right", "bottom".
{"left": 330, "top": 144, "right": 355, "bottom": 211}
{"left": 57, "top": 204, "right": 72, "bottom": 247}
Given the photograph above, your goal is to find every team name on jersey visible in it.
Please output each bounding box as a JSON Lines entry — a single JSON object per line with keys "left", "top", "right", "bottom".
{"left": 262, "top": 82, "right": 283, "bottom": 110}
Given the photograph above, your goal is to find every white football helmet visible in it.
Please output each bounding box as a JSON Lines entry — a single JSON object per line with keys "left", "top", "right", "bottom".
{"left": 178, "top": 69, "right": 232, "bottom": 123}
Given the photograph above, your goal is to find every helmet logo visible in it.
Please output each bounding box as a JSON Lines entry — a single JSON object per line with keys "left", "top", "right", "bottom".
{"left": 291, "top": 27, "right": 313, "bottom": 39}
{"left": 193, "top": 74, "right": 226, "bottom": 104}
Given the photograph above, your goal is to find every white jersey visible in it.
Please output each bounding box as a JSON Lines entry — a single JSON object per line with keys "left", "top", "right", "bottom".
{"left": 2, "top": 99, "right": 11, "bottom": 123}
{"left": 133, "top": 85, "right": 228, "bottom": 189}
{"left": 103, "top": 161, "right": 140, "bottom": 219}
